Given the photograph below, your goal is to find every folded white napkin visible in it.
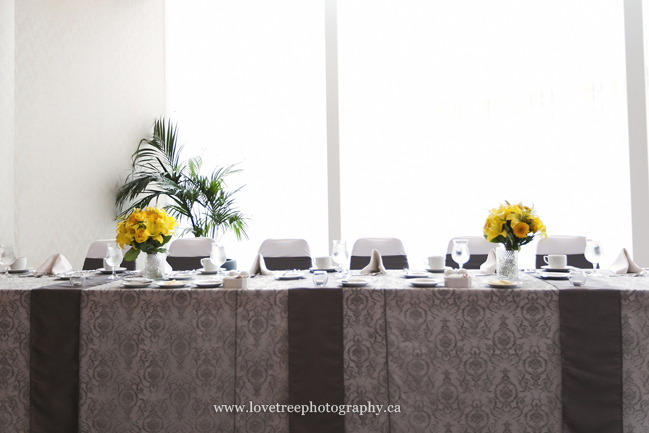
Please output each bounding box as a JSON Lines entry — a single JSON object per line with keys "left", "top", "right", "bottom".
{"left": 35, "top": 253, "right": 73, "bottom": 276}
{"left": 480, "top": 249, "right": 498, "bottom": 274}
{"left": 249, "top": 254, "right": 272, "bottom": 275}
{"left": 608, "top": 248, "right": 643, "bottom": 274}
{"left": 360, "top": 249, "right": 387, "bottom": 275}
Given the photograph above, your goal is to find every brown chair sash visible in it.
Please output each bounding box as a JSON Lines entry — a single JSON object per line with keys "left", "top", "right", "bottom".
{"left": 82, "top": 257, "right": 136, "bottom": 271}
{"left": 445, "top": 254, "right": 488, "bottom": 270}
{"left": 535, "top": 253, "right": 592, "bottom": 269}
{"left": 263, "top": 256, "right": 312, "bottom": 271}
{"left": 349, "top": 255, "right": 409, "bottom": 270}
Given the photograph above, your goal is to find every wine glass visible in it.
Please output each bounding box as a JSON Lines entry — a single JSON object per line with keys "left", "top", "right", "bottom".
{"left": 332, "top": 240, "right": 349, "bottom": 277}
{"left": 210, "top": 244, "right": 227, "bottom": 275}
{"left": 0, "top": 244, "right": 17, "bottom": 278}
{"left": 584, "top": 239, "right": 603, "bottom": 276}
{"left": 451, "top": 239, "right": 470, "bottom": 269}
{"left": 105, "top": 243, "right": 124, "bottom": 280}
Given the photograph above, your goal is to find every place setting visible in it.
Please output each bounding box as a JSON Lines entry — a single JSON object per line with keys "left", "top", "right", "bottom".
{"left": 538, "top": 255, "right": 571, "bottom": 280}
{"left": 424, "top": 255, "right": 449, "bottom": 273}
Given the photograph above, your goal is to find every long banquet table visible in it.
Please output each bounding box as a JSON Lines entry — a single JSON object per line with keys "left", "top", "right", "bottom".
{"left": 1, "top": 269, "right": 649, "bottom": 432}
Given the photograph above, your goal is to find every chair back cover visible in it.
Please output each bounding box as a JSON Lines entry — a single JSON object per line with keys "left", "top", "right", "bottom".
{"left": 257, "top": 239, "right": 312, "bottom": 270}
{"left": 535, "top": 235, "right": 590, "bottom": 269}
{"left": 167, "top": 237, "right": 217, "bottom": 271}
{"left": 445, "top": 236, "right": 494, "bottom": 269}
{"left": 82, "top": 239, "right": 135, "bottom": 270}
{"left": 350, "top": 237, "right": 409, "bottom": 270}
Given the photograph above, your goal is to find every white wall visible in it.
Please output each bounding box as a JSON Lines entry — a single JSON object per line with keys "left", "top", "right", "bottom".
{"left": 0, "top": 0, "right": 15, "bottom": 247}
{"left": 4, "top": 0, "right": 165, "bottom": 268}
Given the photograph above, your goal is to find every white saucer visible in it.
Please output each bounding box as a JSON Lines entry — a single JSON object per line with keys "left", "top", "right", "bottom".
{"left": 540, "top": 272, "right": 569, "bottom": 280}
{"left": 99, "top": 267, "right": 127, "bottom": 274}
{"left": 409, "top": 278, "right": 440, "bottom": 288}
{"left": 341, "top": 278, "right": 369, "bottom": 287}
{"left": 8, "top": 268, "right": 31, "bottom": 274}
{"left": 488, "top": 280, "right": 521, "bottom": 288}
{"left": 426, "top": 268, "right": 448, "bottom": 273}
{"left": 194, "top": 279, "right": 223, "bottom": 288}
{"left": 541, "top": 265, "right": 570, "bottom": 272}
{"left": 404, "top": 272, "right": 430, "bottom": 279}
{"left": 199, "top": 268, "right": 219, "bottom": 274}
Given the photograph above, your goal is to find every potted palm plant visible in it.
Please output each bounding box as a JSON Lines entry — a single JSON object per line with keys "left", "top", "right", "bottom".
{"left": 116, "top": 118, "right": 249, "bottom": 267}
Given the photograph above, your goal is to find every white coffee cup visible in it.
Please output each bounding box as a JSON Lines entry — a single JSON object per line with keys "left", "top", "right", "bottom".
{"left": 315, "top": 256, "right": 332, "bottom": 269}
{"left": 424, "top": 256, "right": 445, "bottom": 270}
{"left": 544, "top": 255, "right": 567, "bottom": 269}
{"left": 10, "top": 257, "right": 27, "bottom": 270}
{"left": 103, "top": 258, "right": 116, "bottom": 271}
{"left": 201, "top": 258, "right": 218, "bottom": 271}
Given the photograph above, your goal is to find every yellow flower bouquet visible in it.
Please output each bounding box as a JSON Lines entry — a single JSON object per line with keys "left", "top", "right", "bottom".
{"left": 116, "top": 207, "right": 178, "bottom": 261}
{"left": 484, "top": 201, "right": 547, "bottom": 251}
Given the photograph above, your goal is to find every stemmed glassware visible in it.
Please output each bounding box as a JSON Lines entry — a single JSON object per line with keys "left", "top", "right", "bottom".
{"left": 451, "top": 239, "right": 470, "bottom": 269}
{"left": 210, "top": 244, "right": 227, "bottom": 276}
{"left": 332, "top": 240, "right": 349, "bottom": 277}
{"left": 0, "top": 244, "right": 17, "bottom": 278}
{"left": 105, "top": 243, "right": 123, "bottom": 280}
{"left": 584, "top": 239, "right": 603, "bottom": 276}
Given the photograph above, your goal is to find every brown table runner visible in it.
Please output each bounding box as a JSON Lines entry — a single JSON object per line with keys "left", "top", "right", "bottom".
{"left": 288, "top": 288, "right": 344, "bottom": 433}
{"left": 30, "top": 275, "right": 110, "bottom": 433}
{"left": 546, "top": 279, "right": 622, "bottom": 433}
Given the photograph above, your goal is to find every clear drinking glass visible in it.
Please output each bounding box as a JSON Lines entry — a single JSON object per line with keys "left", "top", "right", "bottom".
{"left": 584, "top": 239, "right": 603, "bottom": 276}
{"left": 332, "top": 240, "right": 349, "bottom": 276}
{"left": 569, "top": 269, "right": 587, "bottom": 286}
{"left": 69, "top": 271, "right": 86, "bottom": 287}
{"left": 0, "top": 244, "right": 17, "bottom": 278}
{"left": 312, "top": 270, "right": 328, "bottom": 287}
{"left": 105, "top": 243, "right": 124, "bottom": 280}
{"left": 210, "top": 244, "right": 227, "bottom": 275}
{"left": 451, "top": 239, "right": 470, "bottom": 269}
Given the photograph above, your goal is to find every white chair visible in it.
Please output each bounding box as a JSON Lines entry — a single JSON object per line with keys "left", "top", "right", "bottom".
{"left": 445, "top": 236, "right": 495, "bottom": 269}
{"left": 350, "top": 237, "right": 409, "bottom": 270}
{"left": 167, "top": 237, "right": 217, "bottom": 271}
{"left": 257, "top": 239, "right": 312, "bottom": 270}
{"left": 535, "top": 235, "right": 589, "bottom": 269}
{"left": 82, "top": 239, "right": 135, "bottom": 270}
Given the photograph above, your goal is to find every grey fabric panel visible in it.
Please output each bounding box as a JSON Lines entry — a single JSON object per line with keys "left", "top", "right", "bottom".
{"left": 82, "top": 257, "right": 136, "bottom": 271}
{"left": 350, "top": 255, "right": 409, "bottom": 270}
{"left": 264, "top": 256, "right": 312, "bottom": 271}
{"left": 445, "top": 253, "right": 488, "bottom": 270}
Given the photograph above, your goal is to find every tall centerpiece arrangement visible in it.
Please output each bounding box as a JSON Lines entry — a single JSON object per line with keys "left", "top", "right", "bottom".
{"left": 483, "top": 201, "right": 547, "bottom": 279}
{"left": 116, "top": 207, "right": 178, "bottom": 279}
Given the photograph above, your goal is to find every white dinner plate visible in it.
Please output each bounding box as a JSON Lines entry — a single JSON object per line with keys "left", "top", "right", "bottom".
{"left": 276, "top": 274, "right": 305, "bottom": 281}
{"left": 404, "top": 272, "right": 430, "bottom": 279}
{"left": 155, "top": 282, "right": 188, "bottom": 289}
{"left": 165, "top": 274, "right": 194, "bottom": 280}
{"left": 488, "top": 280, "right": 521, "bottom": 289}
{"left": 99, "top": 267, "right": 127, "bottom": 274}
{"left": 540, "top": 272, "right": 569, "bottom": 280}
{"left": 194, "top": 279, "right": 224, "bottom": 288}
{"left": 409, "top": 278, "right": 441, "bottom": 288}
{"left": 340, "top": 278, "right": 369, "bottom": 287}
{"left": 121, "top": 279, "right": 153, "bottom": 288}
{"left": 198, "top": 268, "right": 219, "bottom": 275}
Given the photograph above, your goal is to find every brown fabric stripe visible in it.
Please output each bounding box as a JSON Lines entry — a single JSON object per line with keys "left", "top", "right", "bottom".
{"left": 350, "top": 255, "right": 409, "bottom": 270}
{"left": 166, "top": 256, "right": 205, "bottom": 271}
{"left": 264, "top": 256, "right": 312, "bottom": 271}
{"left": 30, "top": 276, "right": 111, "bottom": 433}
{"left": 548, "top": 280, "right": 623, "bottom": 433}
{"left": 288, "top": 288, "right": 344, "bottom": 433}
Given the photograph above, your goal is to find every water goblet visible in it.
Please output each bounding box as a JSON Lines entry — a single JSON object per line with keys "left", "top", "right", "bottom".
{"left": 584, "top": 239, "right": 603, "bottom": 276}
{"left": 312, "top": 270, "right": 328, "bottom": 287}
{"left": 105, "top": 243, "right": 123, "bottom": 280}
{"left": 0, "top": 244, "right": 17, "bottom": 278}
{"left": 451, "top": 239, "right": 470, "bottom": 269}
{"left": 332, "top": 240, "right": 349, "bottom": 277}
{"left": 210, "top": 244, "right": 227, "bottom": 275}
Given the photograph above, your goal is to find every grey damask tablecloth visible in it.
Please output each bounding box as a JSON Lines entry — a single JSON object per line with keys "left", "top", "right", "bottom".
{"left": 2, "top": 271, "right": 649, "bottom": 432}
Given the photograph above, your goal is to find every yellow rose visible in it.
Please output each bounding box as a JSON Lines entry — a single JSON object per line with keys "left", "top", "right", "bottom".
{"left": 134, "top": 227, "right": 150, "bottom": 244}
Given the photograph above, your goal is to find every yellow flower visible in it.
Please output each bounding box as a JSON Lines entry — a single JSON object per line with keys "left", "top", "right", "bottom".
{"left": 134, "top": 227, "right": 150, "bottom": 244}
{"left": 513, "top": 222, "right": 529, "bottom": 238}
